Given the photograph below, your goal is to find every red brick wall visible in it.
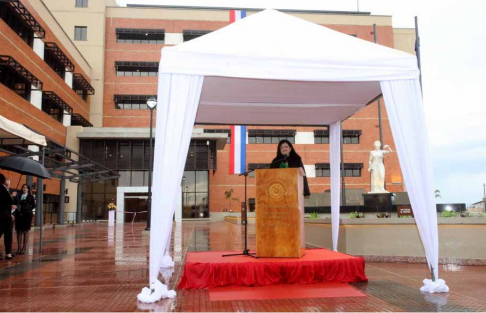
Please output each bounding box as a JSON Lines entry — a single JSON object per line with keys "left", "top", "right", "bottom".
{"left": 0, "top": 0, "right": 93, "bottom": 196}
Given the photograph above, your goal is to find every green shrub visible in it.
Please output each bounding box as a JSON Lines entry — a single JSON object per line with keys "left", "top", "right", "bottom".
{"left": 441, "top": 210, "right": 457, "bottom": 218}
{"left": 309, "top": 212, "right": 319, "bottom": 219}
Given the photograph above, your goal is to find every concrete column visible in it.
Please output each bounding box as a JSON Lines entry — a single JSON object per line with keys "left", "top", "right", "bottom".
{"left": 63, "top": 112, "right": 71, "bottom": 126}
{"left": 28, "top": 145, "right": 39, "bottom": 162}
{"left": 175, "top": 185, "right": 182, "bottom": 223}
{"left": 30, "top": 87, "right": 42, "bottom": 110}
{"left": 304, "top": 164, "right": 317, "bottom": 178}
{"left": 164, "top": 33, "right": 183, "bottom": 44}
{"left": 33, "top": 38, "right": 44, "bottom": 60}
{"left": 35, "top": 177, "right": 43, "bottom": 226}
{"left": 26, "top": 176, "right": 33, "bottom": 190}
{"left": 76, "top": 180, "right": 83, "bottom": 223}
{"left": 64, "top": 71, "right": 73, "bottom": 88}
{"left": 116, "top": 188, "right": 125, "bottom": 224}
{"left": 58, "top": 177, "right": 65, "bottom": 225}
{"left": 295, "top": 131, "right": 315, "bottom": 144}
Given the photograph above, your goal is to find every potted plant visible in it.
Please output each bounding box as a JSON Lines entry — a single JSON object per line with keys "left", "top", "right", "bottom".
{"left": 107, "top": 203, "right": 116, "bottom": 226}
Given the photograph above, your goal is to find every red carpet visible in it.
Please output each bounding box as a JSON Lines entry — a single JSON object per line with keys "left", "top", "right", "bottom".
{"left": 209, "top": 282, "right": 367, "bottom": 301}
{"left": 178, "top": 248, "right": 367, "bottom": 289}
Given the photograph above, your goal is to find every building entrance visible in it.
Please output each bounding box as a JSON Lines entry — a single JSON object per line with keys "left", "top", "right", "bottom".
{"left": 124, "top": 193, "right": 148, "bottom": 223}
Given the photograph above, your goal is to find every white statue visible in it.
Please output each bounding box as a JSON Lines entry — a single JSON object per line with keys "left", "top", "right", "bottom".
{"left": 368, "top": 141, "right": 392, "bottom": 194}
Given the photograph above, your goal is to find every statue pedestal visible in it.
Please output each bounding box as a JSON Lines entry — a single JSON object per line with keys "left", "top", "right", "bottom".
{"left": 363, "top": 193, "right": 393, "bottom": 212}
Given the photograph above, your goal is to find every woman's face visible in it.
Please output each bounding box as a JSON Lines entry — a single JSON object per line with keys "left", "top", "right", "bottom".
{"left": 22, "top": 185, "right": 28, "bottom": 193}
{"left": 280, "top": 143, "right": 291, "bottom": 156}
{"left": 374, "top": 141, "right": 381, "bottom": 149}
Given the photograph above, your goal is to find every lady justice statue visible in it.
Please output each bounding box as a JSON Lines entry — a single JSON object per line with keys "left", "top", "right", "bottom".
{"left": 368, "top": 141, "right": 393, "bottom": 193}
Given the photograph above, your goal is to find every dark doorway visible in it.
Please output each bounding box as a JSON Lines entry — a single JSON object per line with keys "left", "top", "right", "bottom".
{"left": 124, "top": 193, "right": 148, "bottom": 223}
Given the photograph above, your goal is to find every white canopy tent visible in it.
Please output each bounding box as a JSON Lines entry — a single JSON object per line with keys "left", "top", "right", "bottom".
{"left": 0, "top": 115, "right": 47, "bottom": 146}
{"left": 137, "top": 9, "right": 448, "bottom": 303}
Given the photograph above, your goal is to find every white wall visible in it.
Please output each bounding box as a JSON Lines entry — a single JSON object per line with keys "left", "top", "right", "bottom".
{"left": 164, "top": 33, "right": 183, "bottom": 45}
{"left": 33, "top": 38, "right": 44, "bottom": 59}
{"left": 64, "top": 71, "right": 73, "bottom": 88}
{"left": 63, "top": 112, "right": 71, "bottom": 126}
{"left": 304, "top": 164, "right": 316, "bottom": 178}
{"left": 295, "top": 131, "right": 315, "bottom": 144}
{"left": 30, "top": 87, "right": 42, "bottom": 109}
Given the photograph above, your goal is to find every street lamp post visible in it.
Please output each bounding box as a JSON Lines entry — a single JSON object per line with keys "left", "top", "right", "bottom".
{"left": 146, "top": 96, "right": 157, "bottom": 230}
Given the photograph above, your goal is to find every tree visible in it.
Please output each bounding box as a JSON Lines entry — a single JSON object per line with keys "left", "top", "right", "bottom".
{"left": 224, "top": 189, "right": 239, "bottom": 212}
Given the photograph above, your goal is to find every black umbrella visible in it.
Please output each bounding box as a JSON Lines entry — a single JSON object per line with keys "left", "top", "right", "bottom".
{"left": 0, "top": 156, "right": 51, "bottom": 179}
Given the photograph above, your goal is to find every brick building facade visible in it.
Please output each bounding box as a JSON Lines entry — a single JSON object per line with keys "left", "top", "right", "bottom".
{"left": 2, "top": 1, "right": 416, "bottom": 222}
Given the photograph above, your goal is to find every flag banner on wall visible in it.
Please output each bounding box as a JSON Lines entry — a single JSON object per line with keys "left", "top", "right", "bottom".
{"left": 230, "top": 125, "right": 246, "bottom": 175}
{"left": 229, "top": 10, "right": 247, "bottom": 175}
{"left": 230, "top": 10, "right": 247, "bottom": 22}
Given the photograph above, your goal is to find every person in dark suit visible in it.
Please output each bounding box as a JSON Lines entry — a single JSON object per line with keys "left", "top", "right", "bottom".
{"left": 0, "top": 174, "right": 14, "bottom": 260}
{"left": 270, "top": 140, "right": 311, "bottom": 197}
{"left": 15, "top": 184, "right": 35, "bottom": 254}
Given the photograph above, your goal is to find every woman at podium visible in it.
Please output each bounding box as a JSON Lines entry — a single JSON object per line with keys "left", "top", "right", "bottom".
{"left": 270, "top": 140, "right": 311, "bottom": 197}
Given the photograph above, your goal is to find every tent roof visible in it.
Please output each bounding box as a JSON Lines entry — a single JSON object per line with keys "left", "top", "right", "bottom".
{"left": 0, "top": 115, "right": 47, "bottom": 146}
{"left": 159, "top": 9, "right": 419, "bottom": 126}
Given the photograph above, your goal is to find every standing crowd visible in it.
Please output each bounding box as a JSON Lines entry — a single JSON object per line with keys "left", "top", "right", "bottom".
{"left": 0, "top": 173, "right": 35, "bottom": 260}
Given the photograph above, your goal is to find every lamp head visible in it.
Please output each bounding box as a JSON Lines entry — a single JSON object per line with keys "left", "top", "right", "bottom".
{"left": 147, "top": 96, "right": 157, "bottom": 109}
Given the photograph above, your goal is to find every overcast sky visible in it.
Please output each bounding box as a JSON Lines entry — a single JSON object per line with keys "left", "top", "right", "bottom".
{"left": 121, "top": 0, "right": 486, "bottom": 205}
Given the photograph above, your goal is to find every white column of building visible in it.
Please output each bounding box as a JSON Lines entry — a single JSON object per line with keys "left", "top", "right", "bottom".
{"left": 116, "top": 188, "right": 125, "bottom": 224}
{"left": 295, "top": 131, "right": 317, "bottom": 177}
{"left": 27, "top": 145, "right": 39, "bottom": 161}
{"left": 164, "top": 33, "right": 184, "bottom": 45}
{"left": 29, "top": 87, "right": 42, "bottom": 109}
{"left": 33, "top": 38, "right": 44, "bottom": 60}
{"left": 63, "top": 71, "right": 73, "bottom": 126}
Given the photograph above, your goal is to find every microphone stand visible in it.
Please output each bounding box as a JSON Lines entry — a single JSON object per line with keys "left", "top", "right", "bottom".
{"left": 222, "top": 157, "right": 288, "bottom": 258}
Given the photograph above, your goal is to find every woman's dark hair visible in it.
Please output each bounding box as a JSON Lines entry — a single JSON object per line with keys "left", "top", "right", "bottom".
{"left": 21, "top": 184, "right": 31, "bottom": 195}
{"left": 276, "top": 140, "right": 301, "bottom": 161}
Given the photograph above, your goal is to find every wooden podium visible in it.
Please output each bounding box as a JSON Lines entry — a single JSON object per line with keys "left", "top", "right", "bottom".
{"left": 255, "top": 168, "right": 305, "bottom": 258}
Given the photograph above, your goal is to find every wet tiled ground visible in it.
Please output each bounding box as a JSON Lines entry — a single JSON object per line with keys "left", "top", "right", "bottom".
{"left": 0, "top": 221, "right": 485, "bottom": 312}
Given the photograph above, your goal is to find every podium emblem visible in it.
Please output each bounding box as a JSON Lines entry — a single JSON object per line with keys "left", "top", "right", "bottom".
{"left": 266, "top": 180, "right": 286, "bottom": 201}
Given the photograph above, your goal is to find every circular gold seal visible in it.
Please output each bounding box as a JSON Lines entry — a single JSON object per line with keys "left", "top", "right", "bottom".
{"left": 266, "top": 180, "right": 286, "bottom": 201}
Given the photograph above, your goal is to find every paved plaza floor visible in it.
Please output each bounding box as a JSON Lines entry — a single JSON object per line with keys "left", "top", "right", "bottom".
{"left": 0, "top": 221, "right": 485, "bottom": 312}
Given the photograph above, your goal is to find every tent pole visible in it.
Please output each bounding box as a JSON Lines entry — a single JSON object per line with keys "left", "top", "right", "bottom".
{"left": 374, "top": 24, "right": 385, "bottom": 190}
{"left": 340, "top": 124, "right": 346, "bottom": 205}
{"left": 373, "top": 24, "right": 384, "bottom": 147}
{"left": 415, "top": 16, "right": 423, "bottom": 90}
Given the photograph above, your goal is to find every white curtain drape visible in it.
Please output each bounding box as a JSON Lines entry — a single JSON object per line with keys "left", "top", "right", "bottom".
{"left": 138, "top": 73, "right": 204, "bottom": 303}
{"left": 329, "top": 121, "right": 341, "bottom": 252}
{"left": 380, "top": 79, "right": 448, "bottom": 293}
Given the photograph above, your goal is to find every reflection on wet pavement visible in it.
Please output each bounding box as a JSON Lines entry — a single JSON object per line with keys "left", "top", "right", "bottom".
{"left": 0, "top": 221, "right": 485, "bottom": 312}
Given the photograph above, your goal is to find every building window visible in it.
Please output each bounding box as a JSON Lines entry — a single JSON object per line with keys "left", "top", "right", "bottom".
{"left": 72, "top": 73, "right": 94, "bottom": 102}
{"left": 314, "top": 129, "right": 362, "bottom": 144}
{"left": 74, "top": 26, "right": 87, "bottom": 41}
{"left": 116, "top": 28, "right": 165, "bottom": 44}
{"left": 41, "top": 91, "right": 72, "bottom": 123}
{"left": 80, "top": 139, "right": 216, "bottom": 171}
{"left": 115, "top": 61, "right": 159, "bottom": 77}
{"left": 0, "top": 55, "right": 43, "bottom": 101}
{"left": 203, "top": 129, "right": 231, "bottom": 144}
{"left": 44, "top": 43, "right": 75, "bottom": 79}
{"left": 0, "top": 1, "right": 45, "bottom": 47}
{"left": 75, "top": 0, "right": 88, "bottom": 7}
{"left": 314, "top": 130, "right": 329, "bottom": 144}
{"left": 342, "top": 130, "right": 361, "bottom": 144}
{"left": 185, "top": 140, "right": 217, "bottom": 171}
{"left": 315, "top": 163, "right": 363, "bottom": 177}
{"left": 248, "top": 129, "right": 295, "bottom": 144}
{"left": 182, "top": 171, "right": 209, "bottom": 218}
{"left": 182, "top": 30, "right": 212, "bottom": 42}
{"left": 114, "top": 95, "right": 156, "bottom": 110}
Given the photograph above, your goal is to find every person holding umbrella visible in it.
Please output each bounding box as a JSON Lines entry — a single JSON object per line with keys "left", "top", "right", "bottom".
{"left": 0, "top": 173, "right": 14, "bottom": 260}
{"left": 15, "top": 184, "right": 35, "bottom": 254}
